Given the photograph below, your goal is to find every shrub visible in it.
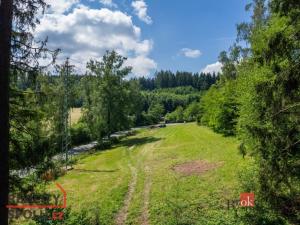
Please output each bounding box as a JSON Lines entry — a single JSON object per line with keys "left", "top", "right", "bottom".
{"left": 237, "top": 163, "right": 291, "bottom": 225}
{"left": 70, "top": 122, "right": 92, "bottom": 146}
{"left": 183, "top": 102, "right": 201, "bottom": 122}
{"left": 165, "top": 106, "right": 184, "bottom": 123}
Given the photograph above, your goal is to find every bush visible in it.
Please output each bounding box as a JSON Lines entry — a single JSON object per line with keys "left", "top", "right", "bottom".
{"left": 165, "top": 106, "right": 184, "bottom": 123}
{"left": 200, "top": 81, "right": 238, "bottom": 136}
{"left": 70, "top": 122, "right": 92, "bottom": 146}
{"left": 183, "top": 102, "right": 201, "bottom": 122}
{"left": 237, "top": 163, "right": 291, "bottom": 225}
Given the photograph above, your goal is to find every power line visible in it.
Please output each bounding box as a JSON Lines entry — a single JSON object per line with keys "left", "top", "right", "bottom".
{"left": 60, "top": 58, "right": 74, "bottom": 170}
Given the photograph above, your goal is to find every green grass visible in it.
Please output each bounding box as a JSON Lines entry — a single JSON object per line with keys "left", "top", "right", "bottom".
{"left": 53, "top": 144, "right": 132, "bottom": 224}
{"left": 124, "top": 124, "right": 251, "bottom": 225}
{"left": 22, "top": 123, "right": 251, "bottom": 224}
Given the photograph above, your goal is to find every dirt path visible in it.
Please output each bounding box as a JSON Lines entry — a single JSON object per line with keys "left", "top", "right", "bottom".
{"left": 115, "top": 138, "right": 160, "bottom": 225}
{"left": 115, "top": 164, "right": 137, "bottom": 225}
{"left": 139, "top": 139, "right": 161, "bottom": 225}
{"left": 141, "top": 166, "right": 151, "bottom": 225}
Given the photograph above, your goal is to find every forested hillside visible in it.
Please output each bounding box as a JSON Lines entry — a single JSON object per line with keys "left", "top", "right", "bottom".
{"left": 137, "top": 70, "right": 218, "bottom": 90}
{"left": 199, "top": 0, "right": 300, "bottom": 224}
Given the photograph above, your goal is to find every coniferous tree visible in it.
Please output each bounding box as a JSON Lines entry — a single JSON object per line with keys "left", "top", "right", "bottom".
{"left": 0, "top": 0, "right": 57, "bottom": 222}
{"left": 237, "top": 0, "right": 300, "bottom": 223}
{"left": 0, "top": 0, "right": 13, "bottom": 223}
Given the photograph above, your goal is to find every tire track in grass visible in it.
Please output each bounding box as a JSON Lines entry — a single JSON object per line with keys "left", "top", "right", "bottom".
{"left": 115, "top": 163, "right": 137, "bottom": 225}
{"left": 141, "top": 166, "right": 151, "bottom": 225}
{"left": 139, "top": 134, "right": 165, "bottom": 225}
{"left": 116, "top": 133, "right": 162, "bottom": 225}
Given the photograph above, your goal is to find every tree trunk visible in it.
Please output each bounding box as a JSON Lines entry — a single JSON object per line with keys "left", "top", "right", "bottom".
{"left": 0, "top": 0, "right": 13, "bottom": 224}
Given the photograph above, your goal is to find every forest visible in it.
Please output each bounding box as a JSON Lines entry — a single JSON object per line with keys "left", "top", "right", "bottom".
{"left": 0, "top": 0, "right": 299, "bottom": 225}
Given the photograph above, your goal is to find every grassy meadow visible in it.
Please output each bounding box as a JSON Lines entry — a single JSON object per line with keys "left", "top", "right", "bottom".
{"left": 26, "top": 123, "right": 251, "bottom": 225}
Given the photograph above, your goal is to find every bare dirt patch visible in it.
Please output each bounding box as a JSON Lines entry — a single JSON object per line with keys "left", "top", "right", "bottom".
{"left": 172, "top": 160, "right": 223, "bottom": 176}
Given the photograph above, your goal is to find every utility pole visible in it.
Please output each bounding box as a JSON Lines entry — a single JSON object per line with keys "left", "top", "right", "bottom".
{"left": 60, "top": 58, "right": 73, "bottom": 170}
{"left": 0, "top": 0, "right": 13, "bottom": 224}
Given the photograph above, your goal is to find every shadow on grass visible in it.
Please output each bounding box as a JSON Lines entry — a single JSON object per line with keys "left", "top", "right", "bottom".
{"left": 116, "top": 136, "right": 162, "bottom": 148}
{"left": 71, "top": 136, "right": 162, "bottom": 163}
{"left": 73, "top": 168, "right": 119, "bottom": 173}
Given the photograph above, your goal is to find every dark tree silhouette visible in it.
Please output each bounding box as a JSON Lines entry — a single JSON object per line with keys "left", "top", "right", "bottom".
{"left": 0, "top": 0, "right": 57, "bottom": 223}
{"left": 0, "top": 0, "right": 13, "bottom": 224}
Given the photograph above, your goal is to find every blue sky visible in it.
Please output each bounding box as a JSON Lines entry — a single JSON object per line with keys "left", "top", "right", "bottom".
{"left": 142, "top": 0, "right": 251, "bottom": 73}
{"left": 38, "top": 0, "right": 251, "bottom": 76}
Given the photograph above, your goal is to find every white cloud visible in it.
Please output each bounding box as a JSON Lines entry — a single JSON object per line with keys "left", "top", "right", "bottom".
{"left": 125, "top": 55, "right": 157, "bottom": 77}
{"left": 201, "top": 62, "right": 223, "bottom": 74}
{"left": 45, "top": 0, "right": 79, "bottom": 14}
{"left": 35, "top": 5, "right": 156, "bottom": 76}
{"left": 99, "top": 0, "right": 117, "bottom": 8}
{"left": 180, "top": 48, "right": 202, "bottom": 58}
{"left": 132, "top": 0, "right": 152, "bottom": 24}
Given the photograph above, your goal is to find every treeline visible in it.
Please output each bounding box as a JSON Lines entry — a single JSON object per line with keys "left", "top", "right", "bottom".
{"left": 15, "top": 61, "right": 207, "bottom": 154}
{"left": 137, "top": 70, "right": 218, "bottom": 90}
{"left": 137, "top": 86, "right": 202, "bottom": 125}
{"left": 199, "top": 0, "right": 300, "bottom": 224}
{"left": 45, "top": 71, "right": 217, "bottom": 110}
{"left": 67, "top": 54, "right": 204, "bottom": 147}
